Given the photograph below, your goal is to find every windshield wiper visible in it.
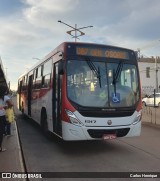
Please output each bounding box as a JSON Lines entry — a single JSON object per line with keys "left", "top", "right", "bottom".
{"left": 112, "top": 62, "right": 123, "bottom": 96}
{"left": 86, "top": 58, "right": 101, "bottom": 88}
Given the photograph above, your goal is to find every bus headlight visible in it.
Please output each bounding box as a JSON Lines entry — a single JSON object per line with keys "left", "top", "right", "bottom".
{"left": 65, "top": 110, "right": 84, "bottom": 127}
{"left": 132, "top": 111, "right": 142, "bottom": 125}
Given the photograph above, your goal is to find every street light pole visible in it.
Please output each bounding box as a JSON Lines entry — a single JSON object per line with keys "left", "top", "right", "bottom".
{"left": 32, "top": 57, "right": 41, "bottom": 61}
{"left": 58, "top": 20, "right": 93, "bottom": 42}
{"left": 75, "top": 24, "right": 77, "bottom": 42}
{"left": 155, "top": 56, "right": 159, "bottom": 92}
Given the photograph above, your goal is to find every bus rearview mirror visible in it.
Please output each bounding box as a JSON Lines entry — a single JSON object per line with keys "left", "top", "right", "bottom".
{"left": 58, "top": 60, "right": 64, "bottom": 75}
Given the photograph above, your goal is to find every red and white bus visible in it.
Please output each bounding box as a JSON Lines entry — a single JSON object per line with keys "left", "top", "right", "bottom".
{"left": 17, "top": 42, "right": 142, "bottom": 140}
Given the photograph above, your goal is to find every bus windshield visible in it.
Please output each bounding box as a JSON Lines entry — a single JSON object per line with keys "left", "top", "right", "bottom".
{"left": 66, "top": 59, "right": 140, "bottom": 108}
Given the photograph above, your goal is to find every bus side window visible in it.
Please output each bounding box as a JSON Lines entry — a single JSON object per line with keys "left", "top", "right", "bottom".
{"left": 37, "top": 66, "right": 42, "bottom": 78}
{"left": 18, "top": 80, "right": 23, "bottom": 93}
{"left": 41, "top": 60, "right": 52, "bottom": 88}
{"left": 35, "top": 77, "right": 42, "bottom": 89}
{"left": 43, "top": 60, "right": 51, "bottom": 75}
{"left": 22, "top": 76, "right": 27, "bottom": 91}
{"left": 42, "top": 74, "right": 51, "bottom": 88}
{"left": 33, "top": 65, "right": 45, "bottom": 89}
{"left": 32, "top": 70, "right": 36, "bottom": 89}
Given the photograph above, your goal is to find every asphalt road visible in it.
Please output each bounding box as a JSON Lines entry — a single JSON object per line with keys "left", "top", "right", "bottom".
{"left": 14, "top": 106, "right": 160, "bottom": 181}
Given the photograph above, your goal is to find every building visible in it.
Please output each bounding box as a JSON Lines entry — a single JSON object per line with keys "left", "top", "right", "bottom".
{"left": 138, "top": 57, "right": 160, "bottom": 96}
{"left": 0, "top": 57, "right": 9, "bottom": 89}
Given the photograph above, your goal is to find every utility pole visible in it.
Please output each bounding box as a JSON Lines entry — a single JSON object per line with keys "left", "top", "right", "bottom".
{"left": 155, "top": 57, "right": 159, "bottom": 92}
{"left": 58, "top": 20, "right": 93, "bottom": 42}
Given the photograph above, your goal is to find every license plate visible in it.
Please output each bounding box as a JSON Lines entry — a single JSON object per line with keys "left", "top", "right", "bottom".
{"left": 103, "top": 134, "right": 116, "bottom": 140}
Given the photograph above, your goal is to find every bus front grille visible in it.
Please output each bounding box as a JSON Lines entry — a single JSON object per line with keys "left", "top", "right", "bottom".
{"left": 79, "top": 110, "right": 135, "bottom": 118}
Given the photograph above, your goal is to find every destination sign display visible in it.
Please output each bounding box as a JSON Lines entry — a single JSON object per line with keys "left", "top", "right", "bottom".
{"left": 76, "top": 47, "right": 129, "bottom": 59}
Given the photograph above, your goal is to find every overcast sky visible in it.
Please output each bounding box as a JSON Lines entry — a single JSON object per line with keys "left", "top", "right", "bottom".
{"left": 0, "top": 0, "right": 160, "bottom": 90}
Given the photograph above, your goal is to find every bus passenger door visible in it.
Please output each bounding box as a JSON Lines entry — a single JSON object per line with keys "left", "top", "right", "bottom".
{"left": 52, "top": 62, "right": 62, "bottom": 136}
{"left": 28, "top": 75, "right": 33, "bottom": 116}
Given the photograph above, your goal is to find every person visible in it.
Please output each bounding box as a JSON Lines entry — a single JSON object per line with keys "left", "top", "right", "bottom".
{"left": 5, "top": 107, "right": 14, "bottom": 135}
{"left": 4, "top": 91, "right": 14, "bottom": 136}
{"left": 0, "top": 85, "right": 13, "bottom": 152}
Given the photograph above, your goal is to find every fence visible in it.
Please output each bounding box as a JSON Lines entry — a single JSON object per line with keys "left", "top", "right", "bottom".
{"left": 142, "top": 106, "right": 160, "bottom": 126}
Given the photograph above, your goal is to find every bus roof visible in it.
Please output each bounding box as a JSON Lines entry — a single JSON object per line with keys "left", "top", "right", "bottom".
{"left": 18, "top": 42, "right": 135, "bottom": 79}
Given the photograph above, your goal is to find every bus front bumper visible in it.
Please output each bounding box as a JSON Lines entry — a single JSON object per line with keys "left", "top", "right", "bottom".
{"left": 62, "top": 121, "right": 141, "bottom": 141}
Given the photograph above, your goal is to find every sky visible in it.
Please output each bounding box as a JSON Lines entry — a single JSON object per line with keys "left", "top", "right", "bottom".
{"left": 0, "top": 0, "right": 160, "bottom": 90}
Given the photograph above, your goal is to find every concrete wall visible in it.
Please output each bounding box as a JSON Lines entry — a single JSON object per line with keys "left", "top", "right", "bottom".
{"left": 142, "top": 106, "right": 160, "bottom": 126}
{"left": 138, "top": 61, "right": 160, "bottom": 95}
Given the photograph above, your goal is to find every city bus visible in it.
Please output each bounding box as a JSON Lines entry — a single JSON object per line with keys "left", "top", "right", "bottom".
{"left": 17, "top": 42, "right": 142, "bottom": 140}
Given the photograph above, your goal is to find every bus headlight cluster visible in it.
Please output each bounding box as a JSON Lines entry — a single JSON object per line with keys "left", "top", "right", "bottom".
{"left": 65, "top": 110, "right": 84, "bottom": 127}
{"left": 132, "top": 111, "right": 142, "bottom": 125}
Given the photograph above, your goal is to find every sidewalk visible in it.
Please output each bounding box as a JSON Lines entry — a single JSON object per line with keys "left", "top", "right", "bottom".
{"left": 0, "top": 120, "right": 24, "bottom": 173}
